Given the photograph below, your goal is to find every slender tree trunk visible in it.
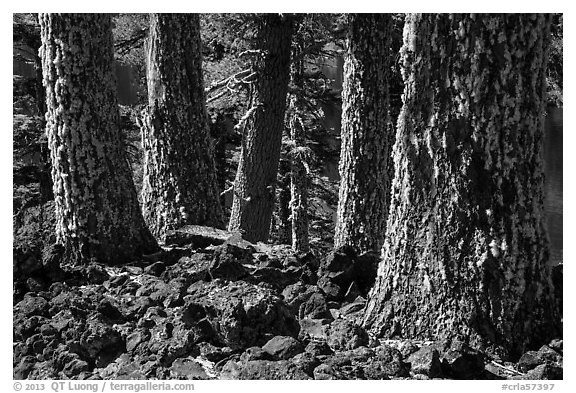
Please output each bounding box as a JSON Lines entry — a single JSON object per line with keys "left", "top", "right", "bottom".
{"left": 334, "top": 14, "right": 394, "bottom": 254}
{"left": 39, "top": 13, "right": 158, "bottom": 265}
{"left": 289, "top": 31, "right": 310, "bottom": 253}
{"left": 228, "top": 14, "right": 294, "bottom": 242}
{"left": 363, "top": 14, "right": 559, "bottom": 358}
{"left": 277, "top": 147, "right": 293, "bottom": 245}
{"left": 141, "top": 14, "right": 224, "bottom": 239}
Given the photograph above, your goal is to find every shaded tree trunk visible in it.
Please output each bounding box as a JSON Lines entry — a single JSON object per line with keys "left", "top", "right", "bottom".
{"left": 288, "top": 30, "right": 310, "bottom": 253}
{"left": 141, "top": 14, "right": 224, "bottom": 239}
{"left": 363, "top": 14, "right": 559, "bottom": 358}
{"left": 228, "top": 14, "right": 294, "bottom": 242}
{"left": 334, "top": 14, "right": 394, "bottom": 254}
{"left": 277, "top": 147, "right": 292, "bottom": 245}
{"left": 39, "top": 13, "right": 158, "bottom": 265}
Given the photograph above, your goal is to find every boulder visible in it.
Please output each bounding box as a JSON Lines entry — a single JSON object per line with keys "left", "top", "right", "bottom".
{"left": 305, "top": 341, "right": 333, "bottom": 357}
{"left": 209, "top": 245, "right": 251, "bottom": 281}
{"left": 326, "top": 319, "right": 369, "bottom": 351}
{"left": 161, "top": 254, "right": 211, "bottom": 284}
{"left": 364, "top": 345, "right": 410, "bottom": 379}
{"left": 298, "top": 318, "right": 330, "bottom": 342}
{"left": 262, "top": 336, "right": 304, "bottom": 360}
{"left": 281, "top": 283, "right": 316, "bottom": 315}
{"left": 240, "top": 346, "right": 273, "bottom": 362}
{"left": 407, "top": 346, "right": 442, "bottom": 378}
{"left": 299, "top": 293, "right": 332, "bottom": 320}
{"left": 15, "top": 294, "right": 49, "bottom": 318}
{"left": 292, "top": 352, "right": 320, "bottom": 376}
{"left": 440, "top": 340, "right": 485, "bottom": 379}
{"left": 519, "top": 364, "right": 563, "bottom": 380}
{"left": 184, "top": 280, "right": 299, "bottom": 349}
{"left": 237, "top": 360, "right": 312, "bottom": 380}
{"left": 164, "top": 225, "right": 233, "bottom": 248}
{"left": 517, "top": 351, "right": 545, "bottom": 373}
{"left": 169, "top": 357, "right": 212, "bottom": 379}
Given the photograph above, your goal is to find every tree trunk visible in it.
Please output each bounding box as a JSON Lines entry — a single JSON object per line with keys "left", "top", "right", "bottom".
{"left": 277, "top": 147, "right": 292, "bottom": 245}
{"left": 289, "top": 30, "right": 310, "bottom": 253}
{"left": 141, "top": 14, "right": 224, "bottom": 239}
{"left": 363, "top": 14, "right": 559, "bottom": 358}
{"left": 228, "top": 14, "right": 294, "bottom": 242}
{"left": 39, "top": 13, "right": 158, "bottom": 265}
{"left": 334, "top": 14, "right": 394, "bottom": 254}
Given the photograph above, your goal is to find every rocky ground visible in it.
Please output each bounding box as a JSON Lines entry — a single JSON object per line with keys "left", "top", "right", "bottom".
{"left": 13, "top": 226, "right": 563, "bottom": 380}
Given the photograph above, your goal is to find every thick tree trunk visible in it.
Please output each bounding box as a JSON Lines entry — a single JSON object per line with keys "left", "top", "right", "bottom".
{"left": 39, "top": 14, "right": 158, "bottom": 265}
{"left": 334, "top": 14, "right": 394, "bottom": 254}
{"left": 363, "top": 14, "right": 559, "bottom": 358}
{"left": 228, "top": 14, "right": 293, "bottom": 242}
{"left": 141, "top": 14, "right": 224, "bottom": 239}
{"left": 289, "top": 32, "right": 310, "bottom": 253}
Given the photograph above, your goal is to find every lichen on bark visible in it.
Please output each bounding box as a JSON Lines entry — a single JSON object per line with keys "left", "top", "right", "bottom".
{"left": 228, "top": 14, "right": 294, "bottom": 243}
{"left": 334, "top": 14, "right": 394, "bottom": 254}
{"left": 39, "top": 13, "right": 158, "bottom": 265}
{"left": 363, "top": 14, "right": 559, "bottom": 358}
{"left": 141, "top": 13, "right": 224, "bottom": 239}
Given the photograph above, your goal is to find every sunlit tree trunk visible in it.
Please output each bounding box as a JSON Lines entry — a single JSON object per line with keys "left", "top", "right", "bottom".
{"left": 141, "top": 14, "right": 224, "bottom": 239}
{"left": 39, "top": 13, "right": 158, "bottom": 265}
{"left": 228, "top": 14, "right": 294, "bottom": 242}
{"left": 363, "top": 14, "right": 559, "bottom": 358}
{"left": 288, "top": 30, "right": 310, "bottom": 253}
{"left": 334, "top": 14, "right": 394, "bottom": 254}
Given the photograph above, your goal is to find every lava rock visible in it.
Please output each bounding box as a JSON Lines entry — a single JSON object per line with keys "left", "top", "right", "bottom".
{"left": 299, "top": 293, "right": 332, "bottom": 320}
{"left": 305, "top": 340, "right": 333, "bottom": 357}
{"left": 79, "top": 317, "right": 123, "bottom": 360}
{"left": 126, "top": 329, "right": 151, "bottom": 354}
{"left": 144, "top": 261, "right": 166, "bottom": 276}
{"left": 86, "top": 263, "right": 110, "bottom": 284}
{"left": 281, "top": 282, "right": 316, "bottom": 315}
{"left": 548, "top": 339, "right": 563, "bottom": 353}
{"left": 292, "top": 352, "right": 320, "bottom": 376}
{"left": 209, "top": 246, "right": 250, "bottom": 281}
{"left": 518, "top": 351, "right": 545, "bottom": 373}
{"left": 16, "top": 294, "right": 49, "bottom": 317}
{"left": 537, "top": 345, "right": 562, "bottom": 363}
{"left": 326, "top": 319, "right": 369, "bottom": 351}
{"left": 164, "top": 225, "right": 231, "bottom": 248}
{"left": 161, "top": 254, "right": 211, "bottom": 284}
{"left": 197, "top": 342, "right": 234, "bottom": 363}
{"left": 364, "top": 345, "right": 410, "bottom": 379}
{"left": 262, "top": 336, "right": 304, "bottom": 360}
{"left": 440, "top": 340, "right": 485, "bottom": 379}
{"left": 250, "top": 267, "right": 299, "bottom": 291}
{"left": 520, "top": 364, "right": 563, "bottom": 380}
{"left": 184, "top": 280, "right": 299, "bottom": 349}
{"left": 298, "top": 318, "right": 330, "bottom": 342}
{"left": 240, "top": 346, "right": 273, "bottom": 362}
{"left": 317, "top": 276, "right": 344, "bottom": 302}
{"left": 407, "top": 346, "right": 442, "bottom": 378}
{"left": 237, "top": 360, "right": 312, "bottom": 380}
{"left": 169, "top": 357, "right": 211, "bottom": 379}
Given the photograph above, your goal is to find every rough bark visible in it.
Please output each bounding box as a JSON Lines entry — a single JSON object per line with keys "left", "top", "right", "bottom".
{"left": 334, "top": 14, "right": 394, "bottom": 254}
{"left": 141, "top": 14, "right": 224, "bottom": 239}
{"left": 289, "top": 30, "right": 310, "bottom": 253}
{"left": 228, "top": 14, "right": 294, "bottom": 242}
{"left": 39, "top": 13, "right": 159, "bottom": 265}
{"left": 363, "top": 14, "right": 559, "bottom": 358}
{"left": 277, "top": 148, "right": 292, "bottom": 245}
